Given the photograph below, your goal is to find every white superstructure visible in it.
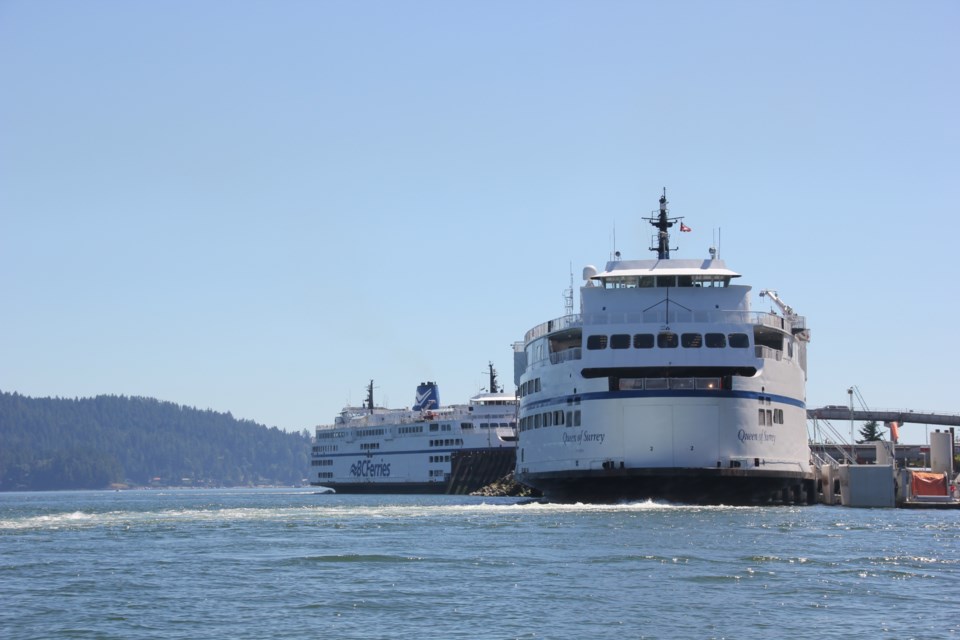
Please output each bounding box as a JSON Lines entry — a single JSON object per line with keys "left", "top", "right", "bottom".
{"left": 514, "top": 191, "right": 813, "bottom": 504}
{"left": 310, "top": 367, "right": 517, "bottom": 493}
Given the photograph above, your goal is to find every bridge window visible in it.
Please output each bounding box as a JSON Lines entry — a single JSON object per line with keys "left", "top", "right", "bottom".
{"left": 705, "top": 333, "right": 726, "bottom": 348}
{"left": 729, "top": 333, "right": 750, "bottom": 348}
{"left": 587, "top": 335, "right": 608, "bottom": 350}
{"left": 610, "top": 334, "right": 631, "bottom": 349}
{"left": 657, "top": 332, "right": 679, "bottom": 348}
{"left": 634, "top": 333, "right": 654, "bottom": 348}
{"left": 681, "top": 333, "right": 702, "bottom": 348}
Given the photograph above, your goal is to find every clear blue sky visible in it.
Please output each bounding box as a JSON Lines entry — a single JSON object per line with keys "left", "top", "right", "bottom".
{"left": 2, "top": 1, "right": 957, "bottom": 445}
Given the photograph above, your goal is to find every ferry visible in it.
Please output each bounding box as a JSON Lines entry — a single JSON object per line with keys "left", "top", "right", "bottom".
{"left": 310, "top": 365, "right": 517, "bottom": 493}
{"left": 514, "top": 191, "right": 814, "bottom": 504}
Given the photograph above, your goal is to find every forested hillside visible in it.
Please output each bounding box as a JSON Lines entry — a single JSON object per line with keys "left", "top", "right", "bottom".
{"left": 0, "top": 391, "right": 311, "bottom": 490}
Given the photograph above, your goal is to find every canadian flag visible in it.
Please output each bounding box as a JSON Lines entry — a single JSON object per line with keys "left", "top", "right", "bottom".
{"left": 680, "top": 222, "right": 692, "bottom": 232}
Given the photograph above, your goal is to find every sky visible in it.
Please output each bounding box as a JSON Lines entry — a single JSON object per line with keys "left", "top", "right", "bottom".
{"left": 1, "top": 1, "right": 957, "bottom": 445}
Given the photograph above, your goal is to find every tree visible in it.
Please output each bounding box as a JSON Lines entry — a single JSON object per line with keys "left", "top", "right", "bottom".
{"left": 0, "top": 391, "right": 311, "bottom": 490}
{"left": 857, "top": 420, "right": 883, "bottom": 443}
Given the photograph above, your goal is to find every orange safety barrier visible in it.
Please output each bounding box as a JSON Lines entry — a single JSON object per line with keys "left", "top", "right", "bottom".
{"left": 911, "top": 471, "right": 947, "bottom": 496}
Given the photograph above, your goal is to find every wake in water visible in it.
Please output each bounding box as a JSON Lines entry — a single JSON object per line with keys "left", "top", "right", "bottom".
{"left": 0, "top": 495, "right": 769, "bottom": 531}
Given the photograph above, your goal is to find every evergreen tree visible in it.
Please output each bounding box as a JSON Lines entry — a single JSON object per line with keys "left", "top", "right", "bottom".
{"left": 857, "top": 420, "right": 884, "bottom": 443}
{"left": 0, "top": 391, "right": 311, "bottom": 491}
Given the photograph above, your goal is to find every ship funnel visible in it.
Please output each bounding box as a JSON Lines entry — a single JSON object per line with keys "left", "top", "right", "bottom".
{"left": 413, "top": 382, "right": 440, "bottom": 411}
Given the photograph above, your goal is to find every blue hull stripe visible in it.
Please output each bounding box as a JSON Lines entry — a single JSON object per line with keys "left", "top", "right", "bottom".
{"left": 521, "top": 389, "right": 806, "bottom": 412}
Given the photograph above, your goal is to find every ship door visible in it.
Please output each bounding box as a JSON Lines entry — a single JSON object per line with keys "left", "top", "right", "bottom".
{"left": 623, "top": 404, "right": 672, "bottom": 467}
{"left": 672, "top": 405, "right": 719, "bottom": 467}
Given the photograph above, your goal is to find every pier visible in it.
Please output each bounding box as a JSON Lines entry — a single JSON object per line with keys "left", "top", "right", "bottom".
{"left": 805, "top": 406, "right": 959, "bottom": 508}
{"left": 807, "top": 407, "right": 960, "bottom": 427}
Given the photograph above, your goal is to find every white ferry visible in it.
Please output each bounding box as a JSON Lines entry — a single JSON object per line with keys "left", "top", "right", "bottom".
{"left": 310, "top": 365, "right": 517, "bottom": 493}
{"left": 514, "top": 191, "right": 814, "bottom": 504}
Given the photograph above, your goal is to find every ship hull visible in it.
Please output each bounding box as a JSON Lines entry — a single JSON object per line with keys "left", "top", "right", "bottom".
{"left": 519, "top": 467, "right": 815, "bottom": 505}
{"left": 311, "top": 442, "right": 516, "bottom": 495}
{"left": 310, "top": 481, "right": 449, "bottom": 494}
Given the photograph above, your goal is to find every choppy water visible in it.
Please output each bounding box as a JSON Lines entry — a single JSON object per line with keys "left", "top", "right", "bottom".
{"left": 1, "top": 489, "right": 957, "bottom": 639}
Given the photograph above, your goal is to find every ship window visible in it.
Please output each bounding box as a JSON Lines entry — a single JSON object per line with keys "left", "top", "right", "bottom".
{"left": 759, "top": 409, "right": 767, "bottom": 425}
{"left": 556, "top": 410, "right": 564, "bottom": 425}
{"left": 534, "top": 414, "right": 541, "bottom": 429}
{"left": 429, "top": 424, "right": 439, "bottom": 432}
{"left": 587, "top": 335, "right": 608, "bottom": 350}
{"left": 545, "top": 412, "right": 552, "bottom": 427}
{"left": 681, "top": 333, "right": 702, "bottom": 348}
{"left": 574, "top": 410, "right": 581, "bottom": 426}
{"left": 729, "top": 333, "right": 750, "bottom": 348}
{"left": 696, "top": 378, "right": 720, "bottom": 390}
{"left": 657, "top": 332, "right": 679, "bottom": 348}
{"left": 461, "top": 422, "right": 472, "bottom": 430}
{"left": 610, "top": 334, "right": 630, "bottom": 349}
{"left": 535, "top": 378, "right": 541, "bottom": 392}
{"left": 566, "top": 411, "right": 573, "bottom": 427}
{"left": 678, "top": 276, "right": 693, "bottom": 287}
{"left": 656, "top": 276, "right": 676, "bottom": 287}
{"left": 705, "top": 333, "right": 726, "bottom": 348}
{"left": 633, "top": 333, "right": 654, "bottom": 348}
{"left": 638, "top": 277, "right": 654, "bottom": 288}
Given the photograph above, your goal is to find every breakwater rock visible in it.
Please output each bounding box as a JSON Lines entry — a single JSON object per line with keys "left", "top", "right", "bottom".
{"left": 471, "top": 472, "right": 542, "bottom": 498}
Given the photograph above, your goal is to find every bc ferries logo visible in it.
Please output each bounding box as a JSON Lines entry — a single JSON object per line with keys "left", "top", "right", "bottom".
{"left": 349, "top": 460, "right": 391, "bottom": 478}
{"left": 413, "top": 383, "right": 439, "bottom": 411}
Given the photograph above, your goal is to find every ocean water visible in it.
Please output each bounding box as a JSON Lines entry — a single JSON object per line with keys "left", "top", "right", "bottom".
{"left": 0, "top": 489, "right": 957, "bottom": 639}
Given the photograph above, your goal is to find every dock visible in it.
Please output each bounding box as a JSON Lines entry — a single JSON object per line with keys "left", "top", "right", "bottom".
{"left": 806, "top": 406, "right": 959, "bottom": 508}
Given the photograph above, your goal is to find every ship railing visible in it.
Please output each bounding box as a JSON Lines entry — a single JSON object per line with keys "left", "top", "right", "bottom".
{"left": 548, "top": 347, "right": 582, "bottom": 365}
{"left": 754, "top": 345, "right": 783, "bottom": 361}
{"left": 524, "top": 314, "right": 582, "bottom": 342}
{"left": 580, "top": 309, "right": 803, "bottom": 332}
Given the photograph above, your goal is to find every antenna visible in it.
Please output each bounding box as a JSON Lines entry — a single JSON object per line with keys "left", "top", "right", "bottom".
{"left": 642, "top": 188, "right": 683, "bottom": 259}
{"left": 563, "top": 263, "right": 574, "bottom": 316}
{"left": 710, "top": 227, "right": 722, "bottom": 259}
{"left": 484, "top": 362, "right": 499, "bottom": 393}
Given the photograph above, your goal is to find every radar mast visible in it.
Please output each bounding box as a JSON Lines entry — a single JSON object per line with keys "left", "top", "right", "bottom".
{"left": 643, "top": 188, "right": 685, "bottom": 259}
